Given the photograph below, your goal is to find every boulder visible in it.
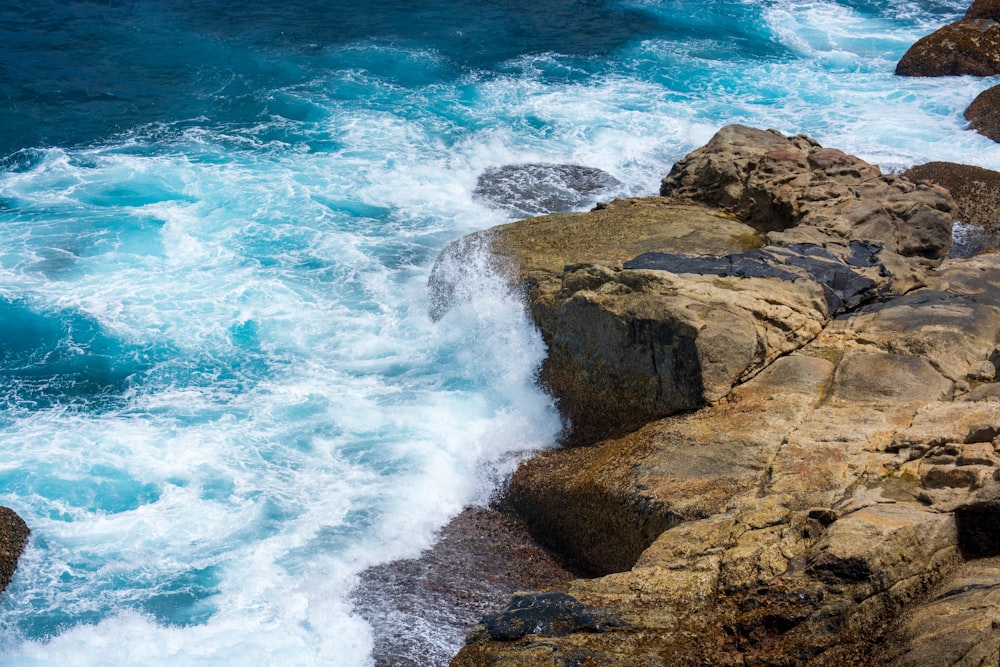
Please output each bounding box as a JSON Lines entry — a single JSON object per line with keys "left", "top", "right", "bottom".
{"left": 473, "top": 163, "right": 623, "bottom": 218}
{"left": 902, "top": 161, "right": 1000, "bottom": 256}
{"left": 965, "top": 0, "right": 1000, "bottom": 21}
{"left": 436, "top": 127, "right": 1000, "bottom": 665}
{"left": 896, "top": 18, "right": 1000, "bottom": 77}
{"left": 660, "top": 124, "right": 955, "bottom": 260}
{"left": 965, "top": 84, "right": 1000, "bottom": 143}
{"left": 432, "top": 126, "right": 956, "bottom": 446}
{"left": 0, "top": 506, "right": 28, "bottom": 594}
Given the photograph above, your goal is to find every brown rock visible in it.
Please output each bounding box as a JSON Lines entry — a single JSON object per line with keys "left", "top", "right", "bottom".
{"left": 896, "top": 19, "right": 1000, "bottom": 77}
{"left": 435, "top": 128, "right": 1000, "bottom": 666}
{"left": 966, "top": 0, "right": 1000, "bottom": 21}
{"left": 660, "top": 125, "right": 955, "bottom": 260}
{"left": 880, "top": 558, "right": 1000, "bottom": 666}
{"left": 965, "top": 84, "right": 1000, "bottom": 144}
{"left": 0, "top": 506, "right": 28, "bottom": 595}
{"left": 431, "top": 127, "right": 959, "bottom": 447}
{"left": 903, "top": 161, "right": 1000, "bottom": 233}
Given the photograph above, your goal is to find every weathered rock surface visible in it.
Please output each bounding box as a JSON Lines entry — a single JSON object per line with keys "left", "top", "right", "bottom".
{"left": 659, "top": 125, "right": 955, "bottom": 261}
{"left": 902, "top": 161, "right": 1000, "bottom": 232}
{"left": 434, "top": 126, "right": 1000, "bottom": 665}
{"left": 0, "top": 506, "right": 28, "bottom": 595}
{"left": 902, "top": 161, "right": 1000, "bottom": 257}
{"left": 965, "top": 84, "right": 1000, "bottom": 143}
{"left": 966, "top": 0, "right": 1000, "bottom": 21}
{"left": 896, "top": 18, "right": 1000, "bottom": 77}
{"left": 433, "top": 126, "right": 954, "bottom": 447}
{"left": 353, "top": 506, "right": 576, "bottom": 667}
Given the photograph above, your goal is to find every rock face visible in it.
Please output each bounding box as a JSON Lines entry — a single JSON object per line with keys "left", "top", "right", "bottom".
{"left": 896, "top": 19, "right": 1000, "bottom": 76}
{"left": 433, "top": 126, "right": 1000, "bottom": 665}
{"left": 0, "top": 506, "right": 28, "bottom": 595}
{"left": 902, "top": 161, "right": 1000, "bottom": 257}
{"left": 965, "top": 84, "right": 1000, "bottom": 143}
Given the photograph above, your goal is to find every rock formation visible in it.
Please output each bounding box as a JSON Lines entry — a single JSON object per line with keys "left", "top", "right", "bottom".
{"left": 903, "top": 161, "right": 1000, "bottom": 256}
{"left": 0, "top": 506, "right": 28, "bottom": 595}
{"left": 431, "top": 126, "right": 1000, "bottom": 665}
{"left": 896, "top": 0, "right": 1000, "bottom": 144}
{"left": 896, "top": 19, "right": 1000, "bottom": 76}
{"left": 896, "top": 0, "right": 1000, "bottom": 76}
{"left": 965, "top": 84, "right": 1000, "bottom": 143}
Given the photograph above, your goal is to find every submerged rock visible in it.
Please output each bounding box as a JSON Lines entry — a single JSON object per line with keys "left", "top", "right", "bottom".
{"left": 472, "top": 163, "right": 622, "bottom": 218}
{"left": 0, "top": 506, "right": 28, "bottom": 595}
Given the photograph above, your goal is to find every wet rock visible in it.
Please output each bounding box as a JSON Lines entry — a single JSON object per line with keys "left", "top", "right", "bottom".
{"left": 473, "top": 163, "right": 623, "bottom": 218}
{"left": 624, "top": 240, "right": 887, "bottom": 315}
{"left": 0, "top": 506, "right": 28, "bottom": 594}
{"left": 896, "top": 18, "right": 1000, "bottom": 77}
{"left": 965, "top": 84, "right": 1000, "bottom": 143}
{"left": 427, "top": 196, "right": 762, "bottom": 321}
{"left": 469, "top": 592, "right": 625, "bottom": 642}
{"left": 352, "top": 507, "right": 575, "bottom": 667}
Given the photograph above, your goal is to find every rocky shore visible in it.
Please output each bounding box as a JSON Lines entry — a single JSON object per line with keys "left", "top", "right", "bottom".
{"left": 426, "top": 121, "right": 1000, "bottom": 666}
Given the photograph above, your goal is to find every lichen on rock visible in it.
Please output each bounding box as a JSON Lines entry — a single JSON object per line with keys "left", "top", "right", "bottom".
{"left": 0, "top": 506, "right": 29, "bottom": 595}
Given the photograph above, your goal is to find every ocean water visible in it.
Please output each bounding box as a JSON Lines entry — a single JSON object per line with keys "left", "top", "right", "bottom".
{"left": 0, "top": 0, "right": 998, "bottom": 664}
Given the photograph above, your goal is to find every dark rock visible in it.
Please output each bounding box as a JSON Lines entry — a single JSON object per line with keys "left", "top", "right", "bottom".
{"left": 955, "top": 503, "right": 1000, "bottom": 557}
{"left": 896, "top": 19, "right": 1000, "bottom": 77}
{"left": 473, "top": 163, "right": 623, "bottom": 218}
{"left": 624, "top": 241, "right": 886, "bottom": 315}
{"left": 966, "top": 0, "right": 1000, "bottom": 21}
{"left": 472, "top": 592, "right": 625, "bottom": 642}
{"left": 352, "top": 506, "right": 576, "bottom": 667}
{"left": 0, "top": 506, "right": 29, "bottom": 594}
{"left": 965, "top": 84, "right": 1000, "bottom": 143}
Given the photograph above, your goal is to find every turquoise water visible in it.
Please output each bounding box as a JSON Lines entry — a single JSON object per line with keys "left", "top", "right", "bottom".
{"left": 0, "top": 0, "right": 998, "bottom": 664}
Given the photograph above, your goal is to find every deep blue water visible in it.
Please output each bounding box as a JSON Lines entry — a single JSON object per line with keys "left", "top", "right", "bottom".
{"left": 0, "top": 0, "right": 998, "bottom": 665}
